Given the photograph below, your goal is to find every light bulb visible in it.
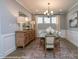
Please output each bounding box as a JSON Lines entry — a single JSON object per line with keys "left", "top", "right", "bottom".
{"left": 51, "top": 11, "right": 53, "bottom": 14}
{"left": 44, "top": 12, "right": 46, "bottom": 14}
{"left": 25, "top": 17, "right": 28, "bottom": 22}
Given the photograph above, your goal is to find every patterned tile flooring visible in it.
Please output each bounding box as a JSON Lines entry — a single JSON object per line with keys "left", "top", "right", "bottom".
{"left": 4, "top": 39, "right": 78, "bottom": 59}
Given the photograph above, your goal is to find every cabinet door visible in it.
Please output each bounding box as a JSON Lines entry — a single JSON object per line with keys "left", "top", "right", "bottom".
{"left": 16, "top": 38, "right": 25, "bottom": 47}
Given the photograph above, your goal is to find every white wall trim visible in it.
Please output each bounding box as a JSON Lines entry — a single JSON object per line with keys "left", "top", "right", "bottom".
{"left": 68, "top": 2, "right": 78, "bottom": 11}
{"left": 60, "top": 30, "right": 66, "bottom": 38}
{"left": 66, "top": 30, "right": 78, "bottom": 47}
{"left": 16, "top": 0, "right": 32, "bottom": 14}
{"left": 0, "top": 33, "right": 16, "bottom": 58}
{"left": 5, "top": 47, "right": 16, "bottom": 57}
{"left": 60, "top": 29, "right": 78, "bottom": 47}
{"left": 0, "top": 46, "right": 16, "bottom": 59}
{"left": 2, "top": 33, "right": 15, "bottom": 38}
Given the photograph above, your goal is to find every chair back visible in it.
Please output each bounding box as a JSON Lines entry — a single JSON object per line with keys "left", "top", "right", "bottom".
{"left": 46, "top": 37, "right": 54, "bottom": 44}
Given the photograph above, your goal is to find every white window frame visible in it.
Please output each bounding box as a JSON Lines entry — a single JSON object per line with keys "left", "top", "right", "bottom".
{"left": 44, "top": 17, "right": 50, "bottom": 23}
{"left": 51, "top": 17, "right": 56, "bottom": 24}
{"left": 37, "top": 17, "right": 43, "bottom": 24}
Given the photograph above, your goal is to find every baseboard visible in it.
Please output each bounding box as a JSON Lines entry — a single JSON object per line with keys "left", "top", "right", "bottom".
{"left": 66, "top": 39, "right": 78, "bottom": 47}
{"left": 66, "top": 30, "right": 78, "bottom": 47}
{"left": 0, "top": 47, "right": 16, "bottom": 59}
{"left": 5, "top": 47, "right": 16, "bottom": 57}
{"left": 0, "top": 33, "right": 16, "bottom": 59}
{"left": 65, "top": 38, "right": 78, "bottom": 47}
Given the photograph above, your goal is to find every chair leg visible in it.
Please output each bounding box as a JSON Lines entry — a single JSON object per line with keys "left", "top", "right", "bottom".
{"left": 53, "top": 48, "right": 55, "bottom": 58}
{"left": 44, "top": 49, "right": 46, "bottom": 57}
{"left": 39, "top": 39, "right": 42, "bottom": 48}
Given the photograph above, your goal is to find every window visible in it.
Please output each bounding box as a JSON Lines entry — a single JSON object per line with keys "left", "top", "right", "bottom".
{"left": 37, "top": 17, "right": 43, "bottom": 24}
{"left": 37, "top": 16, "right": 57, "bottom": 24}
{"left": 51, "top": 17, "right": 56, "bottom": 23}
{"left": 44, "top": 17, "right": 50, "bottom": 23}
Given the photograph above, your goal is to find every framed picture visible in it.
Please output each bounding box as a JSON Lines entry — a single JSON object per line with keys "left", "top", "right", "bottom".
{"left": 69, "top": 11, "right": 78, "bottom": 28}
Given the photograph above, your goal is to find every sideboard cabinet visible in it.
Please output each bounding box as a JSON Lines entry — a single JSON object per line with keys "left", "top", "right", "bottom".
{"left": 16, "top": 29, "right": 35, "bottom": 48}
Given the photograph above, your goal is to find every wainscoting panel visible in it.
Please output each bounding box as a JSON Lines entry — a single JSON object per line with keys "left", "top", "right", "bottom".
{"left": 60, "top": 30, "right": 66, "bottom": 38}
{"left": 1, "top": 33, "right": 16, "bottom": 58}
{"left": 66, "top": 30, "right": 78, "bottom": 47}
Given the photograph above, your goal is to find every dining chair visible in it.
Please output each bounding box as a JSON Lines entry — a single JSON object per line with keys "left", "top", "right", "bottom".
{"left": 44, "top": 36, "right": 55, "bottom": 57}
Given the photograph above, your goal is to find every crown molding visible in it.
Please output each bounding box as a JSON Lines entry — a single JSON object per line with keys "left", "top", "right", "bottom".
{"left": 16, "top": 0, "right": 32, "bottom": 14}
{"left": 68, "top": 2, "right": 78, "bottom": 11}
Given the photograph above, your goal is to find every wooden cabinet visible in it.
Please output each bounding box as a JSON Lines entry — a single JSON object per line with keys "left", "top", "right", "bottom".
{"left": 16, "top": 29, "right": 35, "bottom": 48}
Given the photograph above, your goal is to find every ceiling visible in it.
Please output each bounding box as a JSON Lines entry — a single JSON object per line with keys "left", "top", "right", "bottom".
{"left": 16, "top": 0, "right": 77, "bottom": 14}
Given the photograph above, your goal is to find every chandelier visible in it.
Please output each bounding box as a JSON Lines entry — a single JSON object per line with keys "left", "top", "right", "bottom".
{"left": 44, "top": 3, "right": 53, "bottom": 16}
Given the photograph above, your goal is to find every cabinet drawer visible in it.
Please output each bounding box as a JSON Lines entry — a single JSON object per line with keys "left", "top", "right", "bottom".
{"left": 16, "top": 30, "right": 35, "bottom": 48}
{"left": 16, "top": 33, "right": 26, "bottom": 38}
{"left": 16, "top": 38, "right": 25, "bottom": 42}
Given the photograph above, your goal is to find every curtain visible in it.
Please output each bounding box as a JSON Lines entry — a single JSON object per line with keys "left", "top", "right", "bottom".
{"left": 56, "top": 15, "right": 60, "bottom": 32}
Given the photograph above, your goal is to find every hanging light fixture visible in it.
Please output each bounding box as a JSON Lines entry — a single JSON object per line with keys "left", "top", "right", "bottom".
{"left": 44, "top": 3, "right": 53, "bottom": 16}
